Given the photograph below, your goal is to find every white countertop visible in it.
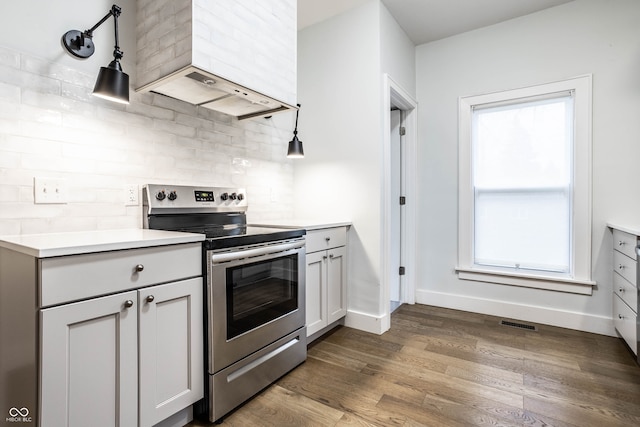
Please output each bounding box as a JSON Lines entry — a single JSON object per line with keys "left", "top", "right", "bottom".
{"left": 250, "top": 219, "right": 352, "bottom": 231}
{"left": 0, "top": 229, "right": 205, "bottom": 258}
{"left": 607, "top": 222, "right": 640, "bottom": 236}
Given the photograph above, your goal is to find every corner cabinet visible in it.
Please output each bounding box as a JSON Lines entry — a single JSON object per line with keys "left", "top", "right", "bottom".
{"left": 0, "top": 238, "right": 204, "bottom": 427}
{"left": 608, "top": 224, "right": 640, "bottom": 363}
{"left": 305, "top": 226, "right": 348, "bottom": 340}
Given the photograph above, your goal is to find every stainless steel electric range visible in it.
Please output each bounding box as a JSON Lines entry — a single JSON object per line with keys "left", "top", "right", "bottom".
{"left": 142, "top": 184, "right": 307, "bottom": 423}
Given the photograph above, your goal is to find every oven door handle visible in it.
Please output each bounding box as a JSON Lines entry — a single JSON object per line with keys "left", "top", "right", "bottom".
{"left": 210, "top": 239, "right": 305, "bottom": 264}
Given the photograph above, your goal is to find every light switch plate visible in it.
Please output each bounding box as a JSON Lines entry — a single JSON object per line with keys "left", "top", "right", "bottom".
{"left": 124, "top": 184, "right": 139, "bottom": 206}
{"left": 34, "top": 177, "right": 68, "bottom": 204}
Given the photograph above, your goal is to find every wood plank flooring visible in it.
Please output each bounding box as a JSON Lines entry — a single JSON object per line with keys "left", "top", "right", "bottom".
{"left": 189, "top": 304, "right": 640, "bottom": 426}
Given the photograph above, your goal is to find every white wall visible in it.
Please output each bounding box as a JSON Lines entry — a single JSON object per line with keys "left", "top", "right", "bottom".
{"left": 0, "top": 0, "right": 137, "bottom": 80}
{"left": 380, "top": 4, "right": 415, "bottom": 96}
{"left": 296, "top": 0, "right": 415, "bottom": 328}
{"left": 415, "top": 0, "right": 640, "bottom": 334}
{"left": 296, "top": 0, "right": 382, "bottom": 316}
{"left": 0, "top": 1, "right": 297, "bottom": 235}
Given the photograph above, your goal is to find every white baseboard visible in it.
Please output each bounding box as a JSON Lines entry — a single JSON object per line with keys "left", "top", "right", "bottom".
{"left": 416, "top": 289, "right": 616, "bottom": 337}
{"left": 345, "top": 309, "right": 387, "bottom": 335}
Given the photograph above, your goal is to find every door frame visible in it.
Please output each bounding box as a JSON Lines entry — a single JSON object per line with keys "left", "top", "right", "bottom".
{"left": 381, "top": 74, "right": 417, "bottom": 331}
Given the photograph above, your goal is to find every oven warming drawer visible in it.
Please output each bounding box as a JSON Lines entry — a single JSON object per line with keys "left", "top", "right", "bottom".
{"left": 209, "top": 326, "right": 306, "bottom": 422}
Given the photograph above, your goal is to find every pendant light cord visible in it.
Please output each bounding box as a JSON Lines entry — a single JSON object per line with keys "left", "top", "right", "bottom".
{"left": 293, "top": 103, "right": 301, "bottom": 135}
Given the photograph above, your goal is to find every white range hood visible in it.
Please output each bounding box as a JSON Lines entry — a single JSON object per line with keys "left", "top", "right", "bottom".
{"left": 135, "top": 0, "right": 297, "bottom": 120}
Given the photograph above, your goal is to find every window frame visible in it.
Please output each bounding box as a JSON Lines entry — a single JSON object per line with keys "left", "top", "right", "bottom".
{"left": 457, "top": 76, "right": 594, "bottom": 295}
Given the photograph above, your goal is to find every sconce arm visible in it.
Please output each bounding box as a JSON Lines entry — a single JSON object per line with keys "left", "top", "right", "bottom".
{"left": 62, "top": 4, "right": 123, "bottom": 60}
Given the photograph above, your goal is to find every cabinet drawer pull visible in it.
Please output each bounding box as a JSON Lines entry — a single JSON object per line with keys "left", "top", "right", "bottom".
{"left": 325, "top": 237, "right": 331, "bottom": 242}
{"left": 124, "top": 300, "right": 134, "bottom": 309}
{"left": 146, "top": 295, "right": 155, "bottom": 303}
{"left": 135, "top": 264, "right": 144, "bottom": 272}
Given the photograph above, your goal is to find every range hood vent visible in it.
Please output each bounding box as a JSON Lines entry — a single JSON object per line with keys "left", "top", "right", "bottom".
{"left": 136, "top": 66, "right": 293, "bottom": 120}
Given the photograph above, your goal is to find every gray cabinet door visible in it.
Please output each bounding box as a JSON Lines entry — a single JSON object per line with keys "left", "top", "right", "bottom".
{"left": 327, "top": 246, "right": 347, "bottom": 324}
{"left": 40, "top": 292, "right": 138, "bottom": 427}
{"left": 138, "top": 278, "right": 204, "bottom": 427}
{"left": 305, "top": 250, "right": 327, "bottom": 337}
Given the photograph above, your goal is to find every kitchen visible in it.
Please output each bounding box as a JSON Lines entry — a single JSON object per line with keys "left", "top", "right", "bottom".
{"left": 1, "top": 0, "right": 640, "bottom": 425}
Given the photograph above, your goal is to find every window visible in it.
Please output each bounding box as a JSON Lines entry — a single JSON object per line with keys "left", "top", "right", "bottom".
{"left": 457, "top": 76, "right": 594, "bottom": 295}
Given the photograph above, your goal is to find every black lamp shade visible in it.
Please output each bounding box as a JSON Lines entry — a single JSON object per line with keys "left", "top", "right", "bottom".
{"left": 93, "top": 60, "right": 129, "bottom": 104}
{"left": 287, "top": 135, "right": 304, "bottom": 158}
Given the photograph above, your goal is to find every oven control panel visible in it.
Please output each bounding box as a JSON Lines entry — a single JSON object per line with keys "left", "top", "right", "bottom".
{"left": 143, "top": 184, "right": 248, "bottom": 213}
{"left": 194, "top": 190, "right": 215, "bottom": 202}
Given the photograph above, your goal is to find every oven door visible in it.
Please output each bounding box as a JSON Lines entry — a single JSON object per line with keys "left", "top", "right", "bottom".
{"left": 207, "top": 238, "right": 305, "bottom": 373}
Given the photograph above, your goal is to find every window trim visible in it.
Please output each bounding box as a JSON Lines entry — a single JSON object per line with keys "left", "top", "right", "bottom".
{"left": 457, "top": 76, "right": 594, "bottom": 295}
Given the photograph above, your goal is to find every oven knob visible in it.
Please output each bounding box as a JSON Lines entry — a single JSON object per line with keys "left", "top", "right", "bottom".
{"left": 229, "top": 193, "right": 237, "bottom": 200}
{"left": 237, "top": 193, "right": 244, "bottom": 201}
{"left": 167, "top": 190, "right": 177, "bottom": 201}
{"left": 156, "top": 190, "right": 166, "bottom": 201}
{"left": 220, "top": 192, "right": 229, "bottom": 201}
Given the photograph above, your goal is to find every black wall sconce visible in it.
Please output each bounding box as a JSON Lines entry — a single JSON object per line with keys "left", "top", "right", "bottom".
{"left": 287, "top": 104, "right": 304, "bottom": 158}
{"left": 62, "top": 4, "right": 129, "bottom": 104}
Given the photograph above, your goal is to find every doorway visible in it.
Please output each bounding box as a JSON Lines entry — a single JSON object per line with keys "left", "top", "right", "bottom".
{"left": 382, "top": 74, "right": 417, "bottom": 331}
{"left": 389, "top": 108, "right": 403, "bottom": 313}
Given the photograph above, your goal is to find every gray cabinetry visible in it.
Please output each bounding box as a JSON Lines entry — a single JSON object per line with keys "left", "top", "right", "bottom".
{"left": 0, "top": 236, "right": 204, "bottom": 427}
{"left": 609, "top": 225, "right": 640, "bottom": 362}
{"left": 305, "top": 226, "right": 348, "bottom": 340}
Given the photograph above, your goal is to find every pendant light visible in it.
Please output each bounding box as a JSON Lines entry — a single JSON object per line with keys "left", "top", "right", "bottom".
{"left": 287, "top": 104, "right": 304, "bottom": 158}
{"left": 62, "top": 4, "right": 129, "bottom": 104}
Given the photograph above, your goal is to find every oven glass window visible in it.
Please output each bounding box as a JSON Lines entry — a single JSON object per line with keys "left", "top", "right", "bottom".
{"left": 226, "top": 254, "right": 298, "bottom": 339}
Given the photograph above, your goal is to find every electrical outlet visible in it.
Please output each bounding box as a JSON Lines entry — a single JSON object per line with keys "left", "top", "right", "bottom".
{"left": 34, "top": 177, "right": 68, "bottom": 204}
{"left": 125, "top": 184, "right": 139, "bottom": 206}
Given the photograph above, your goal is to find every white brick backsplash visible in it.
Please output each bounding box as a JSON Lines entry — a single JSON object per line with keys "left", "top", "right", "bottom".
{"left": 0, "top": 82, "right": 20, "bottom": 101}
{"left": 0, "top": 185, "right": 19, "bottom": 202}
{"left": 127, "top": 99, "right": 175, "bottom": 121}
{"left": 0, "top": 118, "right": 21, "bottom": 135}
{"left": 0, "top": 47, "right": 20, "bottom": 68}
{"left": 5, "top": 135, "right": 62, "bottom": 156}
{"left": 0, "top": 46, "right": 295, "bottom": 234}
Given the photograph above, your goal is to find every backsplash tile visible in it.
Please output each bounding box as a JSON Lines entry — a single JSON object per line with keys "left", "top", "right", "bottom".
{"left": 0, "top": 45, "right": 295, "bottom": 236}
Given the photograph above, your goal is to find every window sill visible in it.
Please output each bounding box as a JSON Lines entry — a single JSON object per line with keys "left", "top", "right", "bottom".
{"left": 455, "top": 267, "right": 595, "bottom": 295}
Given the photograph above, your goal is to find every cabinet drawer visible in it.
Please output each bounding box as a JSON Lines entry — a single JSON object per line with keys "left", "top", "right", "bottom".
{"left": 613, "top": 229, "right": 638, "bottom": 260}
{"left": 614, "top": 273, "right": 638, "bottom": 313}
{"left": 613, "top": 294, "right": 637, "bottom": 355}
{"left": 613, "top": 250, "right": 637, "bottom": 286}
{"left": 306, "top": 227, "right": 347, "bottom": 253}
{"left": 40, "top": 243, "right": 201, "bottom": 307}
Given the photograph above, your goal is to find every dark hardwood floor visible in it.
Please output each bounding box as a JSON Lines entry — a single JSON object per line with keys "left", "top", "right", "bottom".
{"left": 189, "top": 304, "right": 640, "bottom": 426}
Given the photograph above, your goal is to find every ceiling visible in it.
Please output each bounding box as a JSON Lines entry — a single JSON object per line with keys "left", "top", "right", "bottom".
{"left": 298, "top": 0, "right": 575, "bottom": 45}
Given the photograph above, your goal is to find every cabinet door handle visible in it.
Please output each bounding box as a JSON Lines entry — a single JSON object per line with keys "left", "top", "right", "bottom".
{"left": 329, "top": 254, "right": 334, "bottom": 259}
{"left": 618, "top": 264, "right": 625, "bottom": 270}
{"left": 619, "top": 287, "right": 625, "bottom": 293}
{"left": 135, "top": 264, "right": 144, "bottom": 272}
{"left": 146, "top": 295, "right": 155, "bottom": 303}
{"left": 124, "top": 300, "right": 134, "bottom": 309}
{"left": 322, "top": 255, "right": 328, "bottom": 261}
{"left": 618, "top": 240, "right": 626, "bottom": 246}
{"left": 619, "top": 314, "right": 625, "bottom": 320}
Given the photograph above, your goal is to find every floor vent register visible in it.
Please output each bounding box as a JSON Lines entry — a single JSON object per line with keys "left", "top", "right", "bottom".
{"left": 499, "top": 319, "right": 538, "bottom": 331}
